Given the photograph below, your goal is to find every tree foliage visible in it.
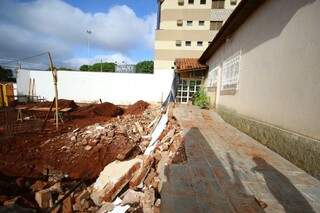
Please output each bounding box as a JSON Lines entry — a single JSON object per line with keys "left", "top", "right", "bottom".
{"left": 79, "top": 62, "right": 115, "bottom": 72}
{"left": 136, "top": 61, "right": 154, "bottom": 73}
{"left": 0, "top": 66, "right": 14, "bottom": 82}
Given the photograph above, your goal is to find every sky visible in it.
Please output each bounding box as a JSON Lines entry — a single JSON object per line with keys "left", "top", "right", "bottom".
{"left": 0, "top": 0, "right": 157, "bottom": 69}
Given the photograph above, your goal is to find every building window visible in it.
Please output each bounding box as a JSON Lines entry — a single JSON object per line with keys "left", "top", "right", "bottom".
{"left": 230, "top": 0, "right": 237, "bottom": 5}
{"left": 200, "top": 0, "right": 206, "bottom": 4}
{"left": 178, "top": 0, "right": 184, "bottom": 6}
{"left": 188, "top": 0, "right": 194, "bottom": 4}
{"left": 207, "top": 66, "right": 218, "bottom": 87}
{"left": 199, "top": 20, "right": 205, "bottom": 26}
{"left": 212, "top": 0, "right": 225, "bottom": 9}
{"left": 210, "top": 21, "right": 223, "bottom": 30}
{"left": 197, "top": 41, "right": 203, "bottom": 46}
{"left": 177, "top": 20, "right": 183, "bottom": 26}
{"left": 221, "top": 51, "right": 241, "bottom": 91}
{"left": 185, "top": 41, "right": 191, "bottom": 46}
{"left": 187, "top": 20, "right": 193, "bottom": 26}
{"left": 176, "top": 40, "right": 182, "bottom": 47}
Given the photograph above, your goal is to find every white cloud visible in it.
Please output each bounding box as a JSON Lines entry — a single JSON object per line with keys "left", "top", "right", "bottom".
{"left": 0, "top": 0, "right": 156, "bottom": 67}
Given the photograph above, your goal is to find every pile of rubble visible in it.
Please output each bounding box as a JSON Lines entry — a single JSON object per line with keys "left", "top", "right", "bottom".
{"left": 0, "top": 104, "right": 185, "bottom": 213}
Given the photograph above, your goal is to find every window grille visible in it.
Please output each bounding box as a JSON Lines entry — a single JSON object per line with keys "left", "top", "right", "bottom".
{"left": 207, "top": 66, "right": 218, "bottom": 87}
{"left": 221, "top": 51, "right": 241, "bottom": 91}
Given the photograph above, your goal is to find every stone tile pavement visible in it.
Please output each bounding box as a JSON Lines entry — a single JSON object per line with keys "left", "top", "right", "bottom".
{"left": 160, "top": 105, "right": 320, "bottom": 213}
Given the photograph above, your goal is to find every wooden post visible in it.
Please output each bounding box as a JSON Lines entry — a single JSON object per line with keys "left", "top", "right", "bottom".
{"left": 48, "top": 52, "right": 59, "bottom": 131}
{"left": 41, "top": 98, "right": 55, "bottom": 131}
{"left": 28, "top": 78, "right": 32, "bottom": 102}
{"left": 32, "top": 78, "right": 35, "bottom": 102}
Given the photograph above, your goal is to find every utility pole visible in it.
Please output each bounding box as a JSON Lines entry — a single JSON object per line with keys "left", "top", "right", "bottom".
{"left": 86, "top": 30, "right": 92, "bottom": 71}
{"left": 48, "top": 52, "right": 59, "bottom": 131}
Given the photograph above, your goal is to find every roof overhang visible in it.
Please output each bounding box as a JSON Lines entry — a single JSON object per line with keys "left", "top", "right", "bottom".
{"left": 175, "top": 58, "right": 208, "bottom": 73}
{"left": 199, "top": 0, "right": 267, "bottom": 63}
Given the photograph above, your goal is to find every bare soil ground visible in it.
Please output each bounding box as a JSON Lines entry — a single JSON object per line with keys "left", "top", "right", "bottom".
{"left": 0, "top": 100, "right": 150, "bottom": 179}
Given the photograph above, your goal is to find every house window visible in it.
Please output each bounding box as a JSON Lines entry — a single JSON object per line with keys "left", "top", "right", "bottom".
{"left": 178, "top": 0, "right": 184, "bottom": 6}
{"left": 207, "top": 66, "right": 218, "bottom": 87}
{"left": 176, "top": 40, "right": 182, "bottom": 47}
{"left": 199, "top": 20, "right": 205, "bottom": 26}
{"left": 187, "top": 20, "right": 193, "bottom": 26}
{"left": 185, "top": 41, "right": 191, "bottom": 46}
{"left": 221, "top": 51, "right": 241, "bottom": 91}
{"left": 177, "top": 20, "right": 183, "bottom": 26}
{"left": 188, "top": 0, "right": 194, "bottom": 4}
{"left": 200, "top": 0, "right": 206, "bottom": 4}
{"left": 197, "top": 41, "right": 203, "bottom": 46}
{"left": 210, "top": 21, "right": 223, "bottom": 30}
{"left": 212, "top": 0, "right": 225, "bottom": 9}
{"left": 230, "top": 0, "right": 237, "bottom": 5}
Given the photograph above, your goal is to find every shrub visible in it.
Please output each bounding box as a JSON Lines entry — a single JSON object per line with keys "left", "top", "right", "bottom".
{"left": 192, "top": 88, "right": 210, "bottom": 109}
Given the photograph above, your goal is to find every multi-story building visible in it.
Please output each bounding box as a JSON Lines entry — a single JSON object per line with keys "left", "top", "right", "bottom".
{"left": 155, "top": 0, "right": 240, "bottom": 72}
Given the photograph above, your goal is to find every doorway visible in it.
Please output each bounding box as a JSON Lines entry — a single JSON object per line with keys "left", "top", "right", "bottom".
{"left": 176, "top": 79, "right": 202, "bottom": 103}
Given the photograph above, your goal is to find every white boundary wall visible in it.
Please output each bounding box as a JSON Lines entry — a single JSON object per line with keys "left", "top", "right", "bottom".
{"left": 17, "top": 69, "right": 174, "bottom": 104}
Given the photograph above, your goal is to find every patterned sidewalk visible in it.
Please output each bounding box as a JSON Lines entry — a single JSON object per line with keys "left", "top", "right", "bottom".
{"left": 160, "top": 105, "right": 320, "bottom": 213}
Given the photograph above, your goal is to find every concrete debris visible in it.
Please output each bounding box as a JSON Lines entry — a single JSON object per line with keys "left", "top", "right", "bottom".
{"left": 62, "top": 196, "right": 73, "bottom": 213}
{"left": 121, "top": 189, "right": 144, "bottom": 205}
{"left": 31, "top": 180, "right": 47, "bottom": 192}
{"left": 0, "top": 103, "right": 184, "bottom": 213}
{"left": 90, "top": 158, "right": 143, "bottom": 205}
{"left": 97, "top": 202, "right": 115, "bottom": 213}
{"left": 145, "top": 111, "right": 169, "bottom": 155}
{"left": 142, "top": 188, "right": 155, "bottom": 213}
{"left": 129, "top": 156, "right": 154, "bottom": 188}
{"left": 35, "top": 189, "right": 53, "bottom": 208}
{"left": 3, "top": 197, "right": 20, "bottom": 206}
{"left": 84, "top": 145, "right": 92, "bottom": 151}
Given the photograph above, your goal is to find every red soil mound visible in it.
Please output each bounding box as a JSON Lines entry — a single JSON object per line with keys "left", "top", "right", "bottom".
{"left": 19, "top": 99, "right": 79, "bottom": 111}
{"left": 71, "top": 102, "right": 124, "bottom": 118}
{"left": 125, "top": 100, "right": 149, "bottom": 115}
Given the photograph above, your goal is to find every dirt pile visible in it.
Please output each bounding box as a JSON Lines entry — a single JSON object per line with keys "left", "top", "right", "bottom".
{"left": 71, "top": 102, "right": 123, "bottom": 118}
{"left": 125, "top": 100, "right": 150, "bottom": 115}
{"left": 19, "top": 99, "right": 79, "bottom": 110}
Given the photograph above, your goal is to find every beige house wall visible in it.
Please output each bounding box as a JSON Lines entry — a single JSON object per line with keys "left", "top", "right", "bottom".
{"left": 206, "top": 0, "right": 320, "bottom": 140}
{"left": 156, "top": 49, "right": 204, "bottom": 61}
{"left": 155, "top": 40, "right": 209, "bottom": 50}
{"left": 160, "top": 20, "right": 210, "bottom": 30}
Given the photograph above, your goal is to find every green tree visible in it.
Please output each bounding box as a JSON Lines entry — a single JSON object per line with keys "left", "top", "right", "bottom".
{"left": 136, "top": 61, "right": 154, "bottom": 73}
{"left": 80, "top": 64, "right": 89, "bottom": 71}
{"left": 0, "top": 66, "right": 13, "bottom": 82}
{"left": 79, "top": 62, "right": 115, "bottom": 72}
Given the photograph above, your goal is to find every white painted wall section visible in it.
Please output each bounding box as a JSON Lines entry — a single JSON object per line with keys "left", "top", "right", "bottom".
{"left": 17, "top": 69, "right": 174, "bottom": 105}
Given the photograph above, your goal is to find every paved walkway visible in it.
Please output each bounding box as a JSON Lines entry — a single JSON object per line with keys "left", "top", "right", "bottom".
{"left": 161, "top": 105, "right": 320, "bottom": 213}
